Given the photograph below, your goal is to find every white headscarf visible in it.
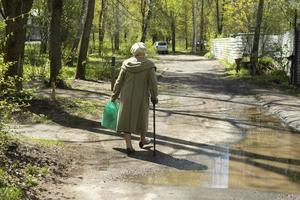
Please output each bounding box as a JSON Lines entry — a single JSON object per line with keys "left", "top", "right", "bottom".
{"left": 130, "top": 42, "right": 146, "bottom": 56}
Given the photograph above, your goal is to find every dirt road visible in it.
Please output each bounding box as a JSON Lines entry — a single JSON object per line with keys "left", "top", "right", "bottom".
{"left": 15, "top": 55, "right": 300, "bottom": 200}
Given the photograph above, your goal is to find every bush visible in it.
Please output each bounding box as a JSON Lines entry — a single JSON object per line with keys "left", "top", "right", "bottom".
{"left": 257, "top": 57, "right": 276, "bottom": 74}
{"left": 0, "top": 62, "right": 33, "bottom": 131}
{"left": 204, "top": 52, "right": 215, "bottom": 59}
{"left": 268, "top": 69, "right": 289, "bottom": 84}
{"left": 85, "top": 57, "right": 121, "bottom": 81}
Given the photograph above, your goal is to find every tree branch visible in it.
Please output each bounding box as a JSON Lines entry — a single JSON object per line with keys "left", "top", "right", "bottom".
{"left": 0, "top": 1, "right": 6, "bottom": 18}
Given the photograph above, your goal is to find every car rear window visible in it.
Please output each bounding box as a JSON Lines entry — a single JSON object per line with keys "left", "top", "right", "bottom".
{"left": 158, "top": 42, "right": 167, "bottom": 45}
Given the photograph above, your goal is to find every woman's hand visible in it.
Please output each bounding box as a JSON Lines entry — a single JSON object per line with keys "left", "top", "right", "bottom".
{"left": 111, "top": 96, "right": 116, "bottom": 102}
{"left": 151, "top": 97, "right": 158, "bottom": 105}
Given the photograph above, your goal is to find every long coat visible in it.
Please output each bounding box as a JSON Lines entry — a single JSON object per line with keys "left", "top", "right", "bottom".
{"left": 112, "top": 57, "right": 158, "bottom": 134}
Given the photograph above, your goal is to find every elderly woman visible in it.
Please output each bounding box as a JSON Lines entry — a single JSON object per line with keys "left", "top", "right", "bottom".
{"left": 111, "top": 42, "right": 158, "bottom": 154}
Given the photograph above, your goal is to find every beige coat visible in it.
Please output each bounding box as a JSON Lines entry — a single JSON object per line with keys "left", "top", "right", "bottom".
{"left": 112, "top": 57, "right": 158, "bottom": 134}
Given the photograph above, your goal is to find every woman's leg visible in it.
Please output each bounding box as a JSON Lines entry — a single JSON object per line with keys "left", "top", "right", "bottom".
{"left": 124, "top": 132, "right": 134, "bottom": 149}
{"left": 140, "top": 132, "right": 151, "bottom": 144}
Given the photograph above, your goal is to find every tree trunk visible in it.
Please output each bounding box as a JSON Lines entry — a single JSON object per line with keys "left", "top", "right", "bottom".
{"left": 98, "top": 0, "right": 107, "bottom": 56}
{"left": 92, "top": 27, "right": 96, "bottom": 53}
{"left": 140, "top": 0, "right": 153, "bottom": 42}
{"left": 152, "top": 34, "right": 157, "bottom": 44}
{"left": 40, "top": 27, "right": 48, "bottom": 54}
{"left": 171, "top": 15, "right": 176, "bottom": 54}
{"left": 2, "top": 0, "right": 33, "bottom": 85}
{"left": 215, "top": 0, "right": 224, "bottom": 35}
{"left": 250, "top": 0, "right": 264, "bottom": 76}
{"left": 192, "top": 0, "right": 197, "bottom": 53}
{"left": 199, "top": 0, "right": 204, "bottom": 51}
{"left": 114, "top": 0, "right": 120, "bottom": 51}
{"left": 40, "top": 0, "right": 50, "bottom": 54}
{"left": 184, "top": 12, "right": 188, "bottom": 50}
{"left": 39, "top": 0, "right": 48, "bottom": 53}
{"left": 76, "top": 0, "right": 95, "bottom": 80}
{"left": 66, "top": 0, "right": 88, "bottom": 66}
{"left": 221, "top": 0, "right": 225, "bottom": 34}
{"left": 49, "top": 0, "right": 63, "bottom": 85}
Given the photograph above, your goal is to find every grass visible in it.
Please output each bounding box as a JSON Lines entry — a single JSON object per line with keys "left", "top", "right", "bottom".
{"left": 0, "top": 131, "right": 12, "bottom": 152}
{"left": 0, "top": 186, "right": 23, "bottom": 200}
{"left": 0, "top": 131, "right": 61, "bottom": 200}
{"left": 222, "top": 59, "right": 300, "bottom": 97}
{"left": 24, "top": 165, "right": 49, "bottom": 177}
{"left": 56, "top": 97, "right": 102, "bottom": 117}
{"left": 18, "top": 136, "right": 64, "bottom": 147}
{"left": 23, "top": 41, "right": 160, "bottom": 84}
{"left": 24, "top": 165, "right": 49, "bottom": 187}
{"left": 0, "top": 164, "right": 22, "bottom": 200}
{"left": 13, "top": 110, "right": 50, "bottom": 124}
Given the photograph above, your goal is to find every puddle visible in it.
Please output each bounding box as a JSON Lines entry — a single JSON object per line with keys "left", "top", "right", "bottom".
{"left": 126, "top": 107, "right": 300, "bottom": 193}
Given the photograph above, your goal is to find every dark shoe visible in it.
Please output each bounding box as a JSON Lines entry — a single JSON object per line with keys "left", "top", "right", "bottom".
{"left": 139, "top": 141, "right": 144, "bottom": 148}
{"left": 126, "top": 148, "right": 135, "bottom": 155}
{"left": 139, "top": 138, "right": 152, "bottom": 149}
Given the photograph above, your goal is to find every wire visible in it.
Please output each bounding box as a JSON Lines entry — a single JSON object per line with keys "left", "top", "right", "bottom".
{"left": 2, "top": 10, "right": 32, "bottom": 22}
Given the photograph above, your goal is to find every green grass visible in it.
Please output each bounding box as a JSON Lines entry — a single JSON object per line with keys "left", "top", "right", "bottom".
{"left": 24, "top": 165, "right": 49, "bottom": 177}
{"left": 0, "top": 169, "right": 23, "bottom": 200}
{"left": 56, "top": 97, "right": 103, "bottom": 119}
{"left": 0, "top": 187, "right": 23, "bottom": 200}
{"left": 0, "top": 131, "right": 13, "bottom": 153}
{"left": 23, "top": 165, "right": 46, "bottom": 188}
{"left": 23, "top": 57, "right": 118, "bottom": 83}
{"left": 16, "top": 136, "right": 64, "bottom": 147}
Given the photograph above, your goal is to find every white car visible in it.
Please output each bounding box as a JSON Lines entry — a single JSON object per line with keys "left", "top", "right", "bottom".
{"left": 155, "top": 41, "right": 168, "bottom": 54}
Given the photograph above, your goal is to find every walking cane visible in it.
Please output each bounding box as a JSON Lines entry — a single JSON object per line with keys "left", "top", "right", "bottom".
{"left": 153, "top": 103, "right": 156, "bottom": 156}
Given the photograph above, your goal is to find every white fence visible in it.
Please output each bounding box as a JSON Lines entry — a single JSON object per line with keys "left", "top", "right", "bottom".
{"left": 211, "top": 30, "right": 294, "bottom": 64}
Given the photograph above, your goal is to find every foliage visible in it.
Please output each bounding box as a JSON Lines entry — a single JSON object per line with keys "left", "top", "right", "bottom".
{"left": 257, "top": 56, "right": 276, "bottom": 74}
{"left": 204, "top": 52, "right": 215, "bottom": 59}
{"left": 0, "top": 131, "right": 12, "bottom": 154}
{"left": 0, "top": 21, "right": 5, "bottom": 51}
{"left": 267, "top": 69, "right": 289, "bottom": 84}
{"left": 223, "top": 57, "right": 292, "bottom": 92}
{"left": 223, "top": 0, "right": 255, "bottom": 35}
{"left": 22, "top": 0, "right": 299, "bottom": 84}
{"left": 0, "top": 64, "right": 33, "bottom": 131}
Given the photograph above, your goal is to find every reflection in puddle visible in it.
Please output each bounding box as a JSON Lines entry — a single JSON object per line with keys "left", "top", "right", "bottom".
{"left": 212, "top": 146, "right": 229, "bottom": 188}
{"left": 126, "top": 107, "right": 300, "bottom": 193}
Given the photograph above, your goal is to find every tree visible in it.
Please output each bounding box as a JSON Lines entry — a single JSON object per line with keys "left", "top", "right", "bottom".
{"left": 32, "top": 0, "right": 50, "bottom": 54}
{"left": 66, "top": 0, "right": 88, "bottom": 65}
{"left": 76, "top": 0, "right": 95, "bottom": 80}
{"left": 199, "top": 0, "right": 205, "bottom": 51}
{"left": 183, "top": 4, "right": 189, "bottom": 50}
{"left": 170, "top": 12, "right": 176, "bottom": 53}
{"left": 99, "top": 0, "right": 107, "bottom": 55}
{"left": 215, "top": 0, "right": 224, "bottom": 35}
{"left": 113, "top": 0, "right": 120, "bottom": 51}
{"left": 1, "top": 0, "right": 34, "bottom": 86}
{"left": 192, "top": 0, "right": 197, "bottom": 53}
{"left": 250, "top": 0, "right": 265, "bottom": 75}
{"left": 49, "top": 0, "right": 63, "bottom": 85}
{"left": 140, "top": 0, "right": 153, "bottom": 42}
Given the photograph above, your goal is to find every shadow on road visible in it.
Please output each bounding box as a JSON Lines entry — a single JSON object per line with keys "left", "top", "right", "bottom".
{"left": 27, "top": 98, "right": 300, "bottom": 184}
{"left": 113, "top": 148, "right": 208, "bottom": 171}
